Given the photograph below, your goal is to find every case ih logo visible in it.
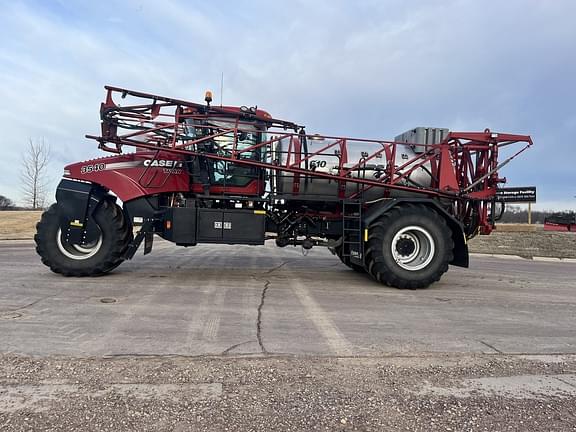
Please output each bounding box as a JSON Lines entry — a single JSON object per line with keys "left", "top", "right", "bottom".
{"left": 143, "top": 159, "right": 184, "bottom": 168}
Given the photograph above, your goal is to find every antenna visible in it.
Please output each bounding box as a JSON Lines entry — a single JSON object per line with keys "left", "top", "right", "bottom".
{"left": 220, "top": 72, "right": 224, "bottom": 107}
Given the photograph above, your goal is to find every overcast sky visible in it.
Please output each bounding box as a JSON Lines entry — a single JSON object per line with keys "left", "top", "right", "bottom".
{"left": 1, "top": 0, "right": 575, "bottom": 209}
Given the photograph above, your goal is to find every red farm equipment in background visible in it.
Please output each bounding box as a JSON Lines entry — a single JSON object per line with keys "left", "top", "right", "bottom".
{"left": 34, "top": 86, "right": 532, "bottom": 288}
{"left": 544, "top": 213, "right": 576, "bottom": 232}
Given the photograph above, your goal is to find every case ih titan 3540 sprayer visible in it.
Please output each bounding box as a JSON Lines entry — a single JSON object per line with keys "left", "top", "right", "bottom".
{"left": 35, "top": 86, "right": 532, "bottom": 289}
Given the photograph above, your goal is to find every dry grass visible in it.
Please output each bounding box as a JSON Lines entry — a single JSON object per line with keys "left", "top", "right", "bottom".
{"left": 0, "top": 211, "right": 42, "bottom": 240}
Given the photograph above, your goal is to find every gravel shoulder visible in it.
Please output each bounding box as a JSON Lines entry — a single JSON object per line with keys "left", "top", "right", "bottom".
{"left": 2, "top": 353, "right": 576, "bottom": 432}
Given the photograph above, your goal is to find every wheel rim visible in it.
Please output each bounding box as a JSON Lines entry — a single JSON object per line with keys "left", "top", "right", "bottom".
{"left": 56, "top": 228, "right": 103, "bottom": 260}
{"left": 390, "top": 225, "right": 435, "bottom": 271}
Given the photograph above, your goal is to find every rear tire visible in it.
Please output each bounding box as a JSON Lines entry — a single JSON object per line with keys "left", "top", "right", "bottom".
{"left": 365, "top": 204, "right": 453, "bottom": 289}
{"left": 35, "top": 200, "right": 133, "bottom": 276}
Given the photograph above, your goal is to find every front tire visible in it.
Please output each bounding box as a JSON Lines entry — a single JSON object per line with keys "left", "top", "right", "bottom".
{"left": 365, "top": 204, "right": 453, "bottom": 289}
{"left": 35, "top": 200, "right": 133, "bottom": 276}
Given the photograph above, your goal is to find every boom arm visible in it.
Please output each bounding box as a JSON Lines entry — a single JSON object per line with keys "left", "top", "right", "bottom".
{"left": 86, "top": 86, "right": 533, "bottom": 235}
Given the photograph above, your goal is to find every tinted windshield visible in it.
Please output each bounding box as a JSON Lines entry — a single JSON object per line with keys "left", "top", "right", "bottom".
{"left": 184, "top": 116, "right": 265, "bottom": 187}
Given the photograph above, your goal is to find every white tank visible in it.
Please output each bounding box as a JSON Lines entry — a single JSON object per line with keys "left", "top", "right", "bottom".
{"left": 273, "top": 136, "right": 433, "bottom": 200}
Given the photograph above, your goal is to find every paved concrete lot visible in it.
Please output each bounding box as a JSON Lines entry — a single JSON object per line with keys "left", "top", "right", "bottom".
{"left": 1, "top": 240, "right": 576, "bottom": 431}
{"left": 1, "top": 240, "right": 575, "bottom": 357}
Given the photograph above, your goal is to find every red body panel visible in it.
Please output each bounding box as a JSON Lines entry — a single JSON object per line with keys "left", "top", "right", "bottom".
{"left": 64, "top": 151, "right": 265, "bottom": 201}
{"left": 64, "top": 151, "right": 189, "bottom": 201}
{"left": 188, "top": 181, "right": 262, "bottom": 195}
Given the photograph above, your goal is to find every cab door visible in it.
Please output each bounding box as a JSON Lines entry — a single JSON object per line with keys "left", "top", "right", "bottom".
{"left": 185, "top": 116, "right": 266, "bottom": 196}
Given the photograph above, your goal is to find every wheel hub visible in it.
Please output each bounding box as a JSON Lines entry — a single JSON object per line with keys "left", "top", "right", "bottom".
{"left": 390, "top": 226, "right": 436, "bottom": 271}
{"left": 396, "top": 237, "right": 416, "bottom": 256}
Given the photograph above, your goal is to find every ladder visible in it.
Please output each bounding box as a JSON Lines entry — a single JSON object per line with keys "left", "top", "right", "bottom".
{"left": 341, "top": 200, "right": 363, "bottom": 264}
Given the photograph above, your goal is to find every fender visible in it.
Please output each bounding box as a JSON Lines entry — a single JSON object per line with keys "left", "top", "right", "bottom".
{"left": 363, "top": 198, "right": 469, "bottom": 268}
{"left": 55, "top": 178, "right": 112, "bottom": 245}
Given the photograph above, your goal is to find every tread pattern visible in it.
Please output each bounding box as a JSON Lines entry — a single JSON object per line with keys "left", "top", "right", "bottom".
{"left": 364, "top": 204, "right": 454, "bottom": 289}
{"left": 35, "top": 200, "right": 133, "bottom": 277}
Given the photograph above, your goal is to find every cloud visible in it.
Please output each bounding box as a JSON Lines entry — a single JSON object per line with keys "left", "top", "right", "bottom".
{"left": 0, "top": 0, "right": 575, "bottom": 209}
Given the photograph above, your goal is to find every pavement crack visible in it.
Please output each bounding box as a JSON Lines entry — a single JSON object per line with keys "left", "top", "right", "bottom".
{"left": 221, "top": 340, "right": 254, "bottom": 355}
{"left": 263, "top": 261, "right": 289, "bottom": 275}
{"left": 2, "top": 291, "right": 62, "bottom": 313}
{"left": 479, "top": 340, "right": 503, "bottom": 354}
{"left": 256, "top": 279, "right": 270, "bottom": 354}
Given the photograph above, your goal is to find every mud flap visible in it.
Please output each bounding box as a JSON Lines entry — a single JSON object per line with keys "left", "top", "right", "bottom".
{"left": 144, "top": 232, "right": 154, "bottom": 255}
{"left": 123, "top": 219, "right": 155, "bottom": 259}
{"left": 55, "top": 179, "right": 109, "bottom": 246}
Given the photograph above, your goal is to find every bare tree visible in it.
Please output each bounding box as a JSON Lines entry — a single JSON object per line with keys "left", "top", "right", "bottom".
{"left": 21, "top": 138, "right": 51, "bottom": 210}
